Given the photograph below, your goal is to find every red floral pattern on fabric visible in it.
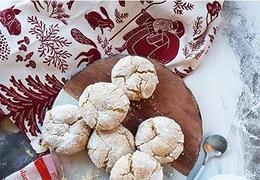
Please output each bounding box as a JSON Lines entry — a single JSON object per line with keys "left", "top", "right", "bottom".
{"left": 182, "top": 37, "right": 205, "bottom": 59}
{"left": 173, "top": 0, "right": 194, "bottom": 15}
{"left": 97, "top": 35, "right": 115, "bottom": 57}
{"left": 193, "top": 16, "right": 203, "bottom": 36}
{"left": 114, "top": 8, "right": 128, "bottom": 24}
{"left": 174, "top": 1, "right": 221, "bottom": 77}
{"left": 0, "top": 75, "right": 64, "bottom": 136}
{"left": 31, "top": 1, "right": 70, "bottom": 25}
{"left": 193, "top": 1, "right": 221, "bottom": 41}
{"left": 28, "top": 16, "right": 72, "bottom": 72}
{"left": 0, "top": 1, "right": 223, "bottom": 150}
{"left": 207, "top": 1, "right": 221, "bottom": 16}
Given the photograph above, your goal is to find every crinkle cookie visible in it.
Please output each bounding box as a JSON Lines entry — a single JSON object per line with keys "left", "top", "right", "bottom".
{"left": 135, "top": 116, "right": 184, "bottom": 163}
{"left": 111, "top": 56, "right": 159, "bottom": 101}
{"left": 79, "top": 82, "right": 130, "bottom": 130}
{"left": 87, "top": 125, "right": 135, "bottom": 172}
{"left": 42, "top": 104, "right": 91, "bottom": 155}
{"left": 110, "top": 151, "right": 163, "bottom": 180}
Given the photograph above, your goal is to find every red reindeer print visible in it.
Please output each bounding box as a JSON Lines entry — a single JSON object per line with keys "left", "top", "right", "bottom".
{"left": 115, "top": 10, "right": 185, "bottom": 64}
{"left": 85, "top": 6, "right": 114, "bottom": 35}
{"left": 0, "top": 6, "right": 21, "bottom": 35}
{"left": 71, "top": 28, "right": 101, "bottom": 67}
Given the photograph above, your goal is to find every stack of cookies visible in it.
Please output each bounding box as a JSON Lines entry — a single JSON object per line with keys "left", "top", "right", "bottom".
{"left": 41, "top": 56, "right": 184, "bottom": 180}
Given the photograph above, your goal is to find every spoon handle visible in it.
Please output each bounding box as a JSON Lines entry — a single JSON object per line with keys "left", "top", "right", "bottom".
{"left": 193, "top": 165, "right": 205, "bottom": 180}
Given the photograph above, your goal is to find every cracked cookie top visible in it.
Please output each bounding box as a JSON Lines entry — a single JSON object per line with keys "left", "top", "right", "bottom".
{"left": 87, "top": 125, "right": 135, "bottom": 172}
{"left": 110, "top": 151, "right": 163, "bottom": 180}
{"left": 111, "top": 56, "right": 159, "bottom": 101}
{"left": 42, "top": 104, "right": 91, "bottom": 155}
{"left": 135, "top": 116, "right": 184, "bottom": 163}
{"left": 79, "top": 82, "right": 130, "bottom": 130}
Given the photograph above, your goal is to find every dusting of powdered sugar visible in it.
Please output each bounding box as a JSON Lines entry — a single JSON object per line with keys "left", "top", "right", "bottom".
{"left": 222, "top": 2, "right": 260, "bottom": 179}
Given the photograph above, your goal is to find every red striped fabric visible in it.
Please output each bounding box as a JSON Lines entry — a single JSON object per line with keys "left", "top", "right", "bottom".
{"left": 34, "top": 157, "right": 52, "bottom": 180}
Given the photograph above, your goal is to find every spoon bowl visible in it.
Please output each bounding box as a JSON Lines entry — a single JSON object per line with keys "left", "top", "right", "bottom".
{"left": 194, "top": 135, "right": 228, "bottom": 180}
{"left": 204, "top": 135, "right": 228, "bottom": 154}
{"left": 203, "top": 135, "right": 228, "bottom": 164}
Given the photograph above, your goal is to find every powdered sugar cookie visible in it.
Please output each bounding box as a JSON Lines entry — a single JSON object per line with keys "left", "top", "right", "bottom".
{"left": 87, "top": 125, "right": 135, "bottom": 171}
{"left": 111, "top": 56, "right": 159, "bottom": 101}
{"left": 42, "top": 104, "right": 91, "bottom": 155}
{"left": 79, "top": 82, "right": 130, "bottom": 130}
{"left": 110, "top": 151, "right": 163, "bottom": 180}
{"left": 135, "top": 116, "right": 184, "bottom": 163}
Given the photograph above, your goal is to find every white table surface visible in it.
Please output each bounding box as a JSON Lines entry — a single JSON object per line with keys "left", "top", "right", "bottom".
{"left": 187, "top": 2, "right": 260, "bottom": 179}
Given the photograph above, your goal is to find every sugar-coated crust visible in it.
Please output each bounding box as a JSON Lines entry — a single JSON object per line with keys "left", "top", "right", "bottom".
{"left": 110, "top": 151, "right": 163, "bottom": 180}
{"left": 79, "top": 82, "right": 130, "bottom": 130}
{"left": 88, "top": 125, "right": 135, "bottom": 172}
{"left": 135, "top": 116, "right": 184, "bottom": 163}
{"left": 111, "top": 56, "right": 159, "bottom": 101}
{"left": 42, "top": 104, "right": 91, "bottom": 155}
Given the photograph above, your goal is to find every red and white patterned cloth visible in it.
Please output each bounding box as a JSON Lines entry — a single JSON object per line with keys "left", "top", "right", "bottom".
{"left": 0, "top": 0, "right": 223, "bottom": 152}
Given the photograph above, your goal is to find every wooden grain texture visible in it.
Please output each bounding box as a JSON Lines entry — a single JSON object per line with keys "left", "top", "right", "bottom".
{"left": 64, "top": 56, "right": 202, "bottom": 176}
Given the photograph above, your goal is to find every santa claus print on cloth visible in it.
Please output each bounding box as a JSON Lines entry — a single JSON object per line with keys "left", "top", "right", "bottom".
{"left": 115, "top": 9, "right": 185, "bottom": 64}
{"left": 0, "top": 5, "right": 21, "bottom": 35}
{"left": 105, "top": 1, "right": 186, "bottom": 65}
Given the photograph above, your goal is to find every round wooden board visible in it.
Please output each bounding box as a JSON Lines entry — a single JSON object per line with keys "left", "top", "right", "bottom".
{"left": 64, "top": 56, "right": 202, "bottom": 176}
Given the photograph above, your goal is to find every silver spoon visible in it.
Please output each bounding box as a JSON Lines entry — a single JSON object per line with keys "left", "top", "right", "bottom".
{"left": 194, "top": 135, "right": 228, "bottom": 180}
